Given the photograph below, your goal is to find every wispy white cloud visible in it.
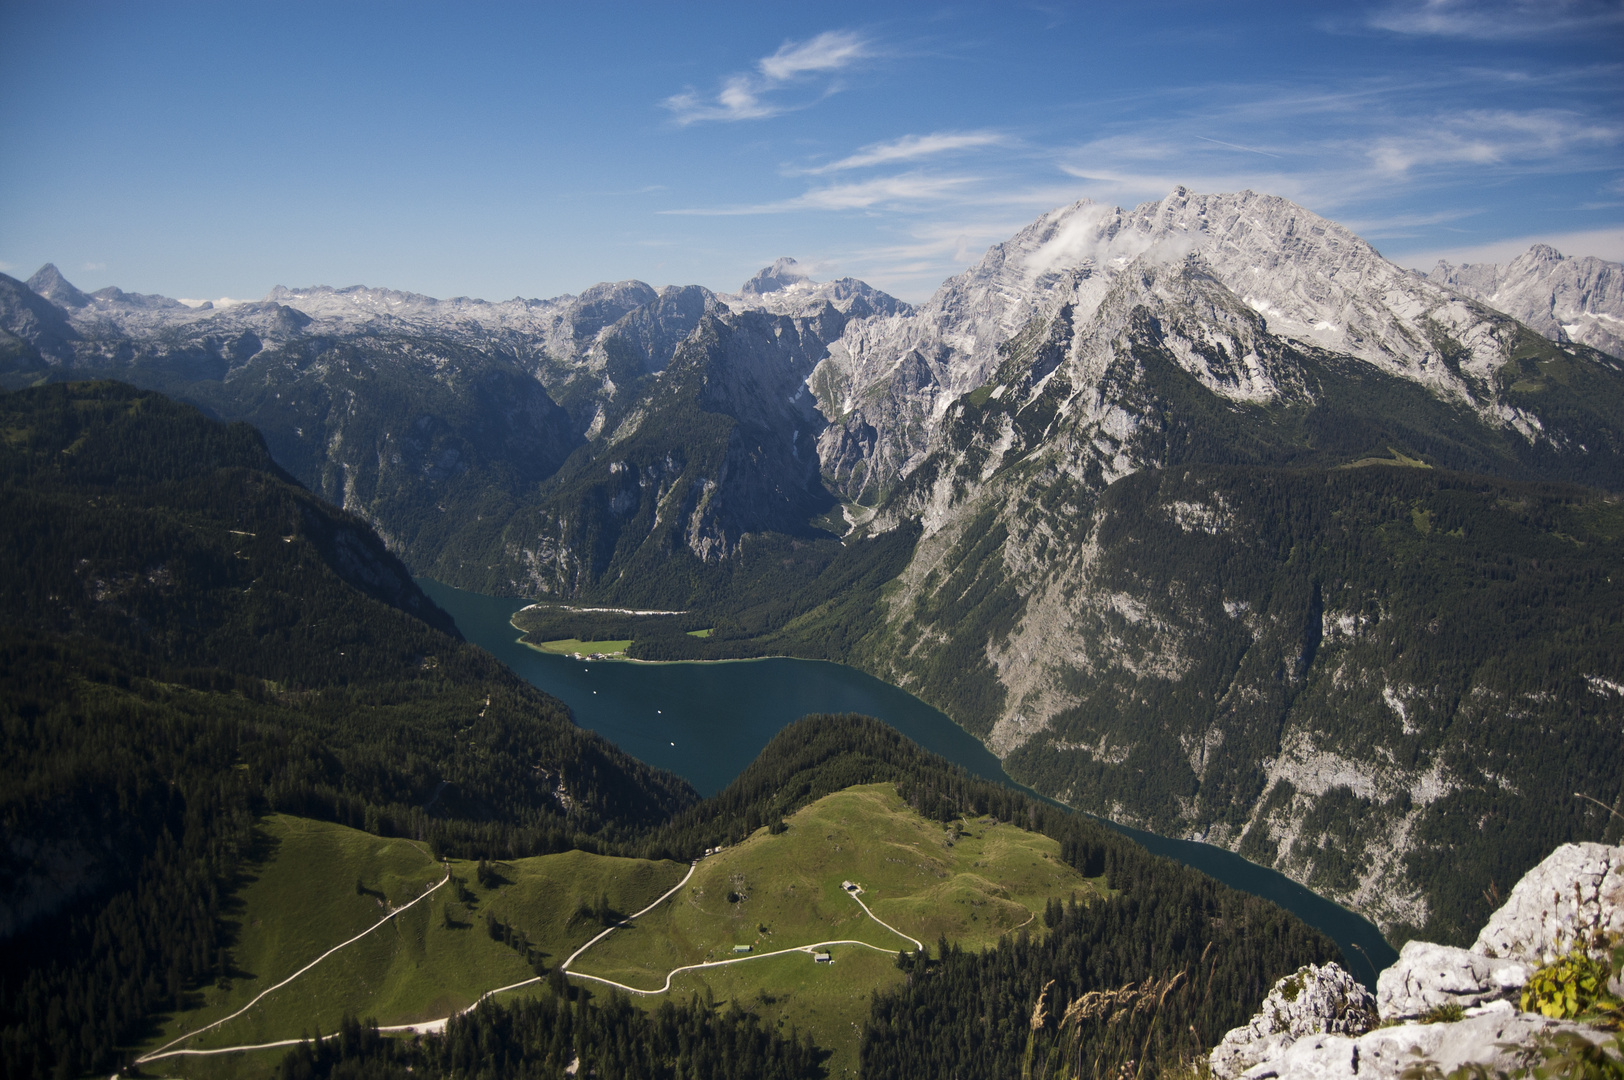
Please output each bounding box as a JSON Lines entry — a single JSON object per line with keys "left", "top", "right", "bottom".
{"left": 1047, "top": 94, "right": 1624, "bottom": 216}
{"left": 757, "top": 31, "right": 870, "bottom": 80}
{"left": 663, "top": 30, "right": 872, "bottom": 125}
{"left": 1365, "top": 109, "right": 1621, "bottom": 176}
{"left": 661, "top": 58, "right": 1621, "bottom": 301}
{"left": 801, "top": 215, "right": 1045, "bottom": 301}
{"left": 662, "top": 171, "right": 979, "bottom": 216}
{"left": 1055, "top": 149, "right": 1322, "bottom": 208}
{"left": 1370, "top": 0, "right": 1624, "bottom": 40}
{"left": 1342, "top": 207, "right": 1483, "bottom": 238}
{"left": 795, "top": 130, "right": 1008, "bottom": 175}
{"left": 1192, "top": 135, "right": 1281, "bottom": 159}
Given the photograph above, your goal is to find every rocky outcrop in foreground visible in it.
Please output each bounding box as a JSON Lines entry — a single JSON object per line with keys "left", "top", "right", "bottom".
{"left": 1211, "top": 843, "right": 1623, "bottom": 1079}
{"left": 1209, "top": 963, "right": 1376, "bottom": 1077}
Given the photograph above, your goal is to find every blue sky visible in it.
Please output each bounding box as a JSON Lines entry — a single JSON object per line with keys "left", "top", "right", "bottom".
{"left": 2, "top": 1, "right": 1621, "bottom": 303}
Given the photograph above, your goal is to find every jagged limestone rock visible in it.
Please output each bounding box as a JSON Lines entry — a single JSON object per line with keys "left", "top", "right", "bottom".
{"left": 1209, "top": 963, "right": 1375, "bottom": 1079}
{"left": 1221, "top": 843, "right": 1624, "bottom": 1078}
{"left": 1238, "top": 1005, "right": 1602, "bottom": 1079}
{"left": 1376, "top": 940, "right": 1531, "bottom": 1020}
{"left": 1430, "top": 244, "right": 1624, "bottom": 359}
{"left": 1472, "top": 842, "right": 1624, "bottom": 965}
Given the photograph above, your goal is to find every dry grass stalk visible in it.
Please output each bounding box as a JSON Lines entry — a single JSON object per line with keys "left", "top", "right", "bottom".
{"left": 1048, "top": 971, "right": 1192, "bottom": 1080}
{"left": 1032, "top": 979, "right": 1057, "bottom": 1031}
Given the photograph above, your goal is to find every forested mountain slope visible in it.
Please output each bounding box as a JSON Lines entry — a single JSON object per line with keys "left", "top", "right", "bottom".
{"left": 0, "top": 381, "right": 695, "bottom": 1078}
{"left": 0, "top": 382, "right": 1338, "bottom": 1078}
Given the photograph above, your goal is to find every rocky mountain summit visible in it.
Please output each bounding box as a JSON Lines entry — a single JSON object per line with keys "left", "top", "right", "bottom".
{"left": 810, "top": 187, "right": 1579, "bottom": 505}
{"left": 1212, "top": 843, "right": 1623, "bottom": 1078}
{"left": 0, "top": 258, "right": 905, "bottom": 589}
{"left": 1431, "top": 244, "right": 1624, "bottom": 361}
{"left": 724, "top": 255, "right": 912, "bottom": 321}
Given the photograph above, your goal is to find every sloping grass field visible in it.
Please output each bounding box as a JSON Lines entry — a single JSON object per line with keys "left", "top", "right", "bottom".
{"left": 136, "top": 815, "right": 685, "bottom": 1078}
{"left": 136, "top": 785, "right": 1104, "bottom": 1079}
{"left": 571, "top": 783, "right": 1102, "bottom": 1075}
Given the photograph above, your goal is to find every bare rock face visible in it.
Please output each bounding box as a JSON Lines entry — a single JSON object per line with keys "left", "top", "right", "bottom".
{"left": 739, "top": 257, "right": 811, "bottom": 295}
{"left": 1214, "top": 843, "right": 1624, "bottom": 1078}
{"left": 1472, "top": 842, "right": 1624, "bottom": 965}
{"left": 811, "top": 186, "right": 1539, "bottom": 505}
{"left": 1241, "top": 1006, "right": 1599, "bottom": 1079}
{"left": 1209, "top": 963, "right": 1376, "bottom": 1080}
{"left": 1430, "top": 245, "right": 1624, "bottom": 359}
{"left": 1375, "top": 940, "right": 1530, "bottom": 1019}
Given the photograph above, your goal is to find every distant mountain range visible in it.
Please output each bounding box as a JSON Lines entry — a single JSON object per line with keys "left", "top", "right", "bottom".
{"left": 1428, "top": 242, "right": 1624, "bottom": 360}
{"left": 4, "top": 191, "right": 1622, "bottom": 943}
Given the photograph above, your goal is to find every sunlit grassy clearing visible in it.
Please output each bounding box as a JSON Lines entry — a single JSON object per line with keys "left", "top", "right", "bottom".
{"left": 138, "top": 815, "right": 685, "bottom": 1079}
{"left": 523, "top": 637, "right": 633, "bottom": 655}
{"left": 573, "top": 783, "right": 1102, "bottom": 1077}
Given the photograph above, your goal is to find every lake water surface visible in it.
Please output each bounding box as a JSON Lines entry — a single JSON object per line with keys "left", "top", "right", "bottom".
{"left": 418, "top": 577, "right": 1397, "bottom": 986}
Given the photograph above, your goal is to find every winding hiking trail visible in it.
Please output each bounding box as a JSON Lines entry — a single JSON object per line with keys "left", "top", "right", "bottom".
{"left": 841, "top": 882, "right": 924, "bottom": 953}
{"left": 560, "top": 878, "right": 924, "bottom": 996}
{"left": 560, "top": 861, "right": 699, "bottom": 971}
{"left": 136, "top": 870, "right": 451, "bottom": 1064}
{"left": 125, "top": 861, "right": 698, "bottom": 1065}
{"left": 124, "top": 859, "right": 941, "bottom": 1064}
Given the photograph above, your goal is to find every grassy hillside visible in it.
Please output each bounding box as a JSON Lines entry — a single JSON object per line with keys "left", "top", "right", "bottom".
{"left": 142, "top": 788, "right": 1098, "bottom": 1080}
{"left": 585, "top": 784, "right": 1093, "bottom": 986}
{"left": 576, "top": 784, "right": 1101, "bottom": 1075}
{"left": 1, "top": 384, "right": 1347, "bottom": 1078}
{"left": 138, "top": 814, "right": 688, "bottom": 1079}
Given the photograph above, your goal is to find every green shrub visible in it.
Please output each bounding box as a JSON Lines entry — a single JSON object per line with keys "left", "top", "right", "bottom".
{"left": 1521, "top": 942, "right": 1623, "bottom": 1023}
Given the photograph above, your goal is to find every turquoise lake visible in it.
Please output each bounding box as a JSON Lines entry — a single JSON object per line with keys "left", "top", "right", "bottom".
{"left": 418, "top": 577, "right": 1398, "bottom": 987}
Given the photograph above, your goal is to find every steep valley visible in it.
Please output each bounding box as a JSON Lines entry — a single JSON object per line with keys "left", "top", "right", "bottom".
{"left": 4, "top": 189, "right": 1623, "bottom": 951}
{"left": 0, "top": 383, "right": 1339, "bottom": 1079}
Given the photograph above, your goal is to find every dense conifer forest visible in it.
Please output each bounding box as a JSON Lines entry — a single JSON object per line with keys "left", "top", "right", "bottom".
{"left": 0, "top": 383, "right": 692, "bottom": 1078}
{"left": 275, "top": 994, "right": 827, "bottom": 1080}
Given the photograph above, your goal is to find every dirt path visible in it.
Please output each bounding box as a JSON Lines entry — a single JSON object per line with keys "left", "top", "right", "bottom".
{"left": 562, "top": 877, "right": 922, "bottom": 996}
{"left": 136, "top": 870, "right": 450, "bottom": 1065}
{"left": 128, "top": 862, "right": 925, "bottom": 1063}
{"left": 558, "top": 860, "right": 698, "bottom": 971}
{"left": 842, "top": 882, "right": 924, "bottom": 952}
{"left": 128, "top": 860, "right": 697, "bottom": 1064}
{"left": 565, "top": 938, "right": 904, "bottom": 996}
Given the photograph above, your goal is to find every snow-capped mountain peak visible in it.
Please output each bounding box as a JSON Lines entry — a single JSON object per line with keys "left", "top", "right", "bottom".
{"left": 740, "top": 257, "right": 811, "bottom": 295}
{"left": 26, "top": 264, "right": 91, "bottom": 309}
{"left": 719, "top": 259, "right": 911, "bottom": 321}
{"left": 806, "top": 188, "right": 1592, "bottom": 505}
